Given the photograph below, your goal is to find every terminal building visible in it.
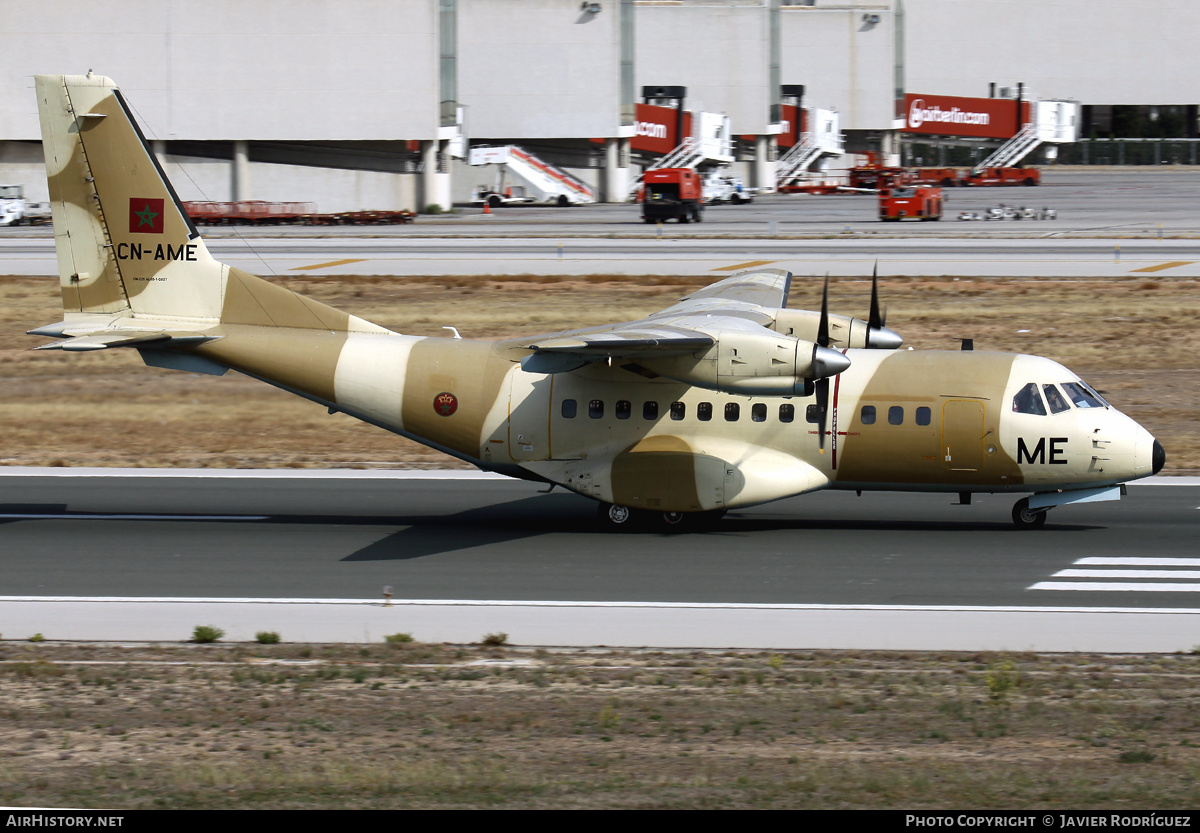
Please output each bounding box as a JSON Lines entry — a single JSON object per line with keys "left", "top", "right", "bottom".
{"left": 2, "top": 0, "right": 1197, "bottom": 212}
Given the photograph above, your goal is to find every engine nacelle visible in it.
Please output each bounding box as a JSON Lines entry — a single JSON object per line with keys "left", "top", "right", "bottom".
{"left": 638, "top": 330, "right": 849, "bottom": 396}
{"left": 773, "top": 309, "right": 902, "bottom": 350}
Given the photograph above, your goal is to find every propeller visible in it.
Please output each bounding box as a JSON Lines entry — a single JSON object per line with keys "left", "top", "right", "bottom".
{"left": 865, "top": 263, "right": 903, "bottom": 350}
{"left": 811, "top": 274, "right": 845, "bottom": 451}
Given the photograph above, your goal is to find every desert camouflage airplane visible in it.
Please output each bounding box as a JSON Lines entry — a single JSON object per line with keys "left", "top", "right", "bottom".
{"left": 29, "top": 74, "right": 1165, "bottom": 529}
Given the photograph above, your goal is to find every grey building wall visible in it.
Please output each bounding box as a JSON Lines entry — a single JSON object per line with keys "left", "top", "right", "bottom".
{"left": 902, "top": 0, "right": 1200, "bottom": 106}
{"left": 0, "top": 0, "right": 441, "bottom": 141}
{"left": 459, "top": 0, "right": 625, "bottom": 139}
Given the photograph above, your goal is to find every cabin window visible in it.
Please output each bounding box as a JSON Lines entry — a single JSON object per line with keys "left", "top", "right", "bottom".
{"left": 1011, "top": 383, "right": 1047, "bottom": 415}
{"left": 915, "top": 406, "right": 931, "bottom": 426}
{"left": 1042, "top": 385, "right": 1070, "bottom": 414}
{"left": 561, "top": 399, "right": 577, "bottom": 419}
{"left": 806, "top": 404, "right": 822, "bottom": 424}
{"left": 643, "top": 401, "right": 659, "bottom": 420}
{"left": 888, "top": 406, "right": 904, "bottom": 425}
{"left": 861, "top": 405, "right": 876, "bottom": 425}
{"left": 698, "top": 402, "right": 713, "bottom": 421}
{"left": 779, "top": 404, "right": 795, "bottom": 423}
{"left": 670, "top": 401, "right": 686, "bottom": 420}
{"left": 616, "top": 400, "right": 632, "bottom": 420}
{"left": 725, "top": 403, "right": 740, "bottom": 421}
{"left": 751, "top": 403, "right": 767, "bottom": 422}
{"left": 589, "top": 399, "right": 604, "bottom": 419}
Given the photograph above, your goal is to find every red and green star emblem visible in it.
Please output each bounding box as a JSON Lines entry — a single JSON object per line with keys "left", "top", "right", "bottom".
{"left": 128, "top": 198, "right": 164, "bottom": 234}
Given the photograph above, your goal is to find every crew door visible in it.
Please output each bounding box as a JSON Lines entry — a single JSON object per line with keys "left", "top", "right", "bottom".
{"left": 942, "top": 399, "right": 986, "bottom": 471}
{"left": 507, "top": 372, "right": 553, "bottom": 461}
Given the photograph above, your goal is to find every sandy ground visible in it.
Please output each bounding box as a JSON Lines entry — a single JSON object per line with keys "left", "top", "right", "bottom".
{"left": 1, "top": 642, "right": 1198, "bottom": 809}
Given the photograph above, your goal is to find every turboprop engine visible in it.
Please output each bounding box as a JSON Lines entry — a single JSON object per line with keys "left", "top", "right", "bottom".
{"left": 639, "top": 329, "right": 849, "bottom": 396}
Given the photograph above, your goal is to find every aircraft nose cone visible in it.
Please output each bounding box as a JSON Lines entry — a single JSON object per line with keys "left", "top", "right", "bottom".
{"left": 868, "top": 326, "right": 904, "bottom": 350}
{"left": 812, "top": 345, "right": 851, "bottom": 378}
{"left": 1153, "top": 439, "right": 1166, "bottom": 475}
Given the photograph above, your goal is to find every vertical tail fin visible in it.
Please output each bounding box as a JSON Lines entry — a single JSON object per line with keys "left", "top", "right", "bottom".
{"left": 35, "top": 74, "right": 224, "bottom": 321}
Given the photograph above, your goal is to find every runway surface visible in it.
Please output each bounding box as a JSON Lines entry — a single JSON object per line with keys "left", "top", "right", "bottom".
{"left": 4, "top": 235, "right": 1199, "bottom": 278}
{"left": 2, "top": 469, "right": 1197, "bottom": 651}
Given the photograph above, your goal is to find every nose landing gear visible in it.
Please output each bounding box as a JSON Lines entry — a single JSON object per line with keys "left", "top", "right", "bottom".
{"left": 1012, "top": 497, "right": 1048, "bottom": 529}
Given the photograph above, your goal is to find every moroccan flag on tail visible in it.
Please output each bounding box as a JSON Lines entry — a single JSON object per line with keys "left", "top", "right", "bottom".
{"left": 129, "top": 198, "right": 164, "bottom": 234}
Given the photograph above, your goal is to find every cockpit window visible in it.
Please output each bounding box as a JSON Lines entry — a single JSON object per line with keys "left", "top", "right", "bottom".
{"left": 1043, "top": 384, "right": 1071, "bottom": 414}
{"left": 1012, "top": 383, "right": 1047, "bottom": 415}
{"left": 1078, "top": 381, "right": 1109, "bottom": 408}
{"left": 1062, "top": 382, "right": 1105, "bottom": 409}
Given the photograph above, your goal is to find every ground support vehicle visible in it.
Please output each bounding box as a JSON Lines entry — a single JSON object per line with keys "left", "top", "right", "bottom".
{"left": 962, "top": 167, "right": 1040, "bottom": 187}
{"left": 0, "top": 184, "right": 25, "bottom": 226}
{"left": 702, "top": 171, "right": 753, "bottom": 205}
{"left": 468, "top": 145, "right": 596, "bottom": 207}
{"left": 879, "top": 186, "right": 943, "bottom": 222}
{"left": 183, "top": 201, "right": 415, "bottom": 226}
{"left": 640, "top": 168, "right": 704, "bottom": 223}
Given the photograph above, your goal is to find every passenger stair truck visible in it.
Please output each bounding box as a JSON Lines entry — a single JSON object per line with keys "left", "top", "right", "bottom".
{"left": 774, "top": 108, "right": 845, "bottom": 191}
{"left": 0, "top": 184, "right": 25, "bottom": 226}
{"left": 628, "top": 112, "right": 734, "bottom": 200}
{"left": 468, "top": 145, "right": 596, "bottom": 207}
{"left": 967, "top": 100, "right": 1079, "bottom": 182}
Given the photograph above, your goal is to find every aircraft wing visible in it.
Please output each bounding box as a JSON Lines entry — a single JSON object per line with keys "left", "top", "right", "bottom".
{"left": 518, "top": 268, "right": 793, "bottom": 373}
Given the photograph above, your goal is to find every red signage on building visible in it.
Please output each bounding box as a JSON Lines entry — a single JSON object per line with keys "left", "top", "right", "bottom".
{"left": 777, "top": 104, "right": 804, "bottom": 149}
{"left": 630, "top": 103, "right": 691, "bottom": 154}
{"left": 902, "top": 94, "right": 1030, "bottom": 139}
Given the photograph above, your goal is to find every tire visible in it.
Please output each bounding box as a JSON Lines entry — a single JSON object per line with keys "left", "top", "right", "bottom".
{"left": 1012, "top": 497, "right": 1048, "bottom": 529}
{"left": 599, "top": 503, "right": 636, "bottom": 528}
{"left": 556, "top": 195, "right": 569, "bottom": 207}
{"left": 1024, "top": 178, "right": 1037, "bottom": 187}
{"left": 487, "top": 195, "right": 503, "bottom": 208}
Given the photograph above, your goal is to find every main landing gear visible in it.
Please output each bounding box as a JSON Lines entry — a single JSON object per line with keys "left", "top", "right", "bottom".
{"left": 1011, "top": 497, "right": 1048, "bottom": 529}
{"left": 597, "top": 503, "right": 724, "bottom": 531}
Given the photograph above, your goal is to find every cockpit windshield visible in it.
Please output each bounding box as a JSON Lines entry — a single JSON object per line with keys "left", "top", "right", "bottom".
{"left": 1043, "top": 384, "right": 1071, "bottom": 414}
{"left": 1013, "top": 380, "right": 1110, "bottom": 415}
{"left": 1012, "top": 383, "right": 1047, "bottom": 415}
{"left": 1061, "top": 382, "right": 1106, "bottom": 409}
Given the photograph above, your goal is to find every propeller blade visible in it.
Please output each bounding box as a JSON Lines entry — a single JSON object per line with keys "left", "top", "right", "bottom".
{"left": 865, "top": 263, "right": 903, "bottom": 350}
{"left": 818, "top": 273, "right": 831, "bottom": 349}
{"left": 815, "top": 376, "right": 829, "bottom": 451}
{"left": 868, "top": 262, "right": 884, "bottom": 331}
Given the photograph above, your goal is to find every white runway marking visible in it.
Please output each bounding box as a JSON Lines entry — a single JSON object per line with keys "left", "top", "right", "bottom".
{"left": 1053, "top": 569, "right": 1200, "bottom": 579}
{"left": 1029, "top": 582, "right": 1200, "bottom": 593}
{"left": 1075, "top": 557, "right": 1200, "bottom": 566}
{"left": 1031, "top": 556, "right": 1200, "bottom": 593}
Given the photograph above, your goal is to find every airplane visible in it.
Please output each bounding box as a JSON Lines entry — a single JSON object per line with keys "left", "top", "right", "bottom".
{"left": 27, "top": 74, "right": 1165, "bottom": 530}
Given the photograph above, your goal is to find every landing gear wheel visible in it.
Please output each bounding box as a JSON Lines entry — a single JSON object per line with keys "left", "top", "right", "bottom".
{"left": 1012, "top": 497, "right": 1047, "bottom": 529}
{"left": 599, "top": 503, "right": 635, "bottom": 527}
{"left": 661, "top": 511, "right": 686, "bottom": 527}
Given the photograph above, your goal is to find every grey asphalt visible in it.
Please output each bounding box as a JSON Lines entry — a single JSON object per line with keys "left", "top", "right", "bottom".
{"left": 1, "top": 471, "right": 1196, "bottom": 609}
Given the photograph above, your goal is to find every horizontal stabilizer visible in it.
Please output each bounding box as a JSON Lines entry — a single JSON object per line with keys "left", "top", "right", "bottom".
{"left": 30, "top": 327, "right": 219, "bottom": 352}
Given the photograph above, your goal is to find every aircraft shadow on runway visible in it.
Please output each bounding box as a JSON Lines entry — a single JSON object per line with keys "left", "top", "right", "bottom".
{"left": 334, "top": 495, "right": 1100, "bottom": 562}
{"left": 0, "top": 496, "right": 1100, "bottom": 562}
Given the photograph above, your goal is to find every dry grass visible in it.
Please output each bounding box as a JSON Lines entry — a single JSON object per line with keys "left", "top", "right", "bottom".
{"left": 3, "top": 273, "right": 1198, "bottom": 471}
{"left": 0, "top": 642, "right": 1198, "bottom": 809}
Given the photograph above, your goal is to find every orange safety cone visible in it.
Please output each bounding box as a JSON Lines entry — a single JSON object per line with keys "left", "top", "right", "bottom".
{"left": 483, "top": 201, "right": 491, "bottom": 215}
